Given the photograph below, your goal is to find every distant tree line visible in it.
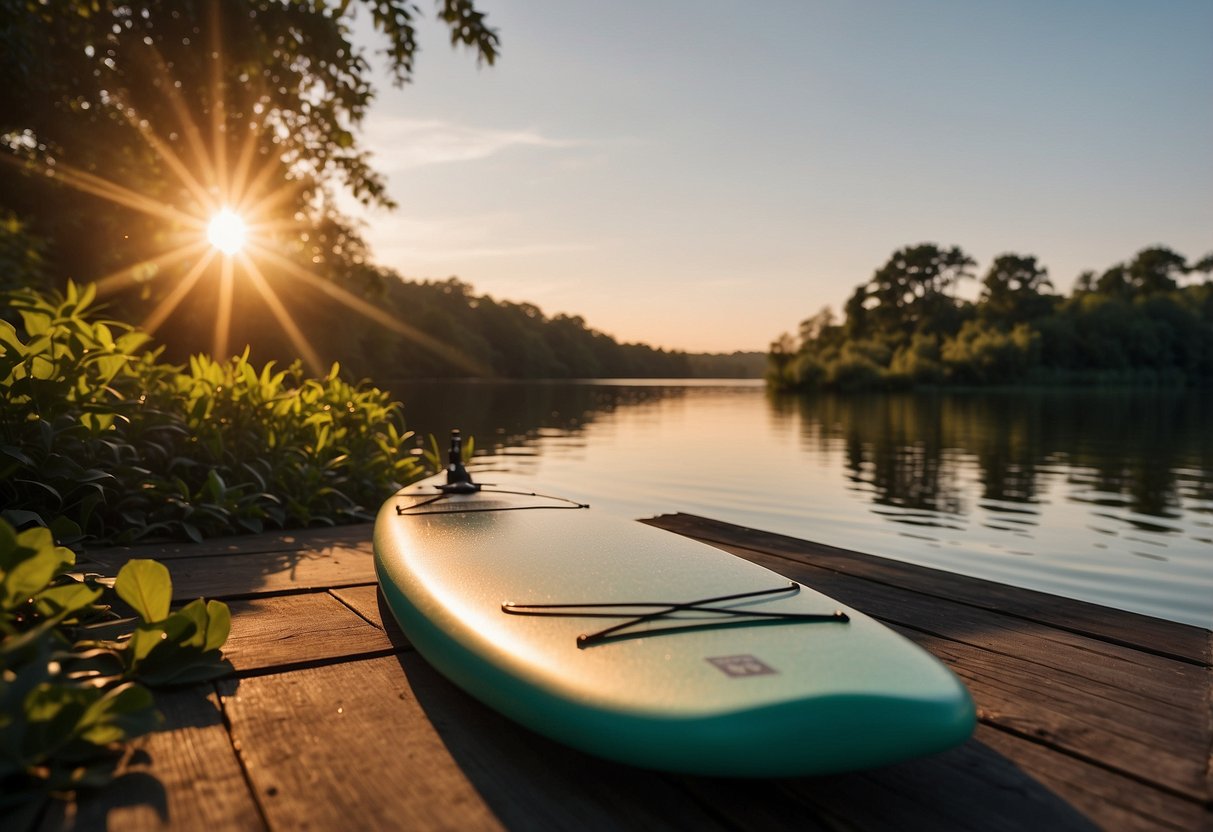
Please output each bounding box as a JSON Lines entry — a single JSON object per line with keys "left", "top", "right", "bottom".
{"left": 363, "top": 277, "right": 692, "bottom": 379}
{"left": 768, "top": 244, "right": 1213, "bottom": 391}
{"left": 2, "top": 201, "right": 762, "bottom": 379}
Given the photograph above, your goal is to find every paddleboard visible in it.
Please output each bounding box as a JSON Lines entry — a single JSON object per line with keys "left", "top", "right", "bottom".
{"left": 373, "top": 435, "right": 975, "bottom": 777}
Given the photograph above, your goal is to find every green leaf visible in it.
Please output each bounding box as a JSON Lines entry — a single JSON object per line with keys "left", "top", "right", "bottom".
{"left": 175, "top": 599, "right": 209, "bottom": 650}
{"left": 33, "top": 582, "right": 103, "bottom": 622}
{"left": 180, "top": 522, "right": 202, "bottom": 544}
{"left": 48, "top": 515, "right": 83, "bottom": 546}
{"left": 0, "top": 444, "right": 36, "bottom": 467}
{"left": 0, "top": 519, "right": 17, "bottom": 561}
{"left": 0, "top": 527, "right": 74, "bottom": 612}
{"left": 78, "top": 682, "right": 159, "bottom": 745}
{"left": 127, "top": 626, "right": 166, "bottom": 664}
{"left": 204, "top": 600, "right": 231, "bottom": 652}
{"left": 114, "top": 560, "right": 172, "bottom": 623}
{"left": 80, "top": 410, "right": 117, "bottom": 432}
{"left": 141, "top": 655, "right": 233, "bottom": 686}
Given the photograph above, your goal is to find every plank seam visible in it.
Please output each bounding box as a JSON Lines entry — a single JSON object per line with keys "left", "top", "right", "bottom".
{"left": 212, "top": 680, "right": 274, "bottom": 832}
{"left": 180, "top": 581, "right": 379, "bottom": 604}
{"left": 664, "top": 780, "right": 758, "bottom": 832}
{"left": 328, "top": 586, "right": 389, "bottom": 632}
{"left": 979, "top": 717, "right": 1211, "bottom": 809}
{"left": 228, "top": 648, "right": 410, "bottom": 681}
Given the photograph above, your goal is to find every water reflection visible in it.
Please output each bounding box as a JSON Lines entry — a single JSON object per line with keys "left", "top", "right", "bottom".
{"left": 386, "top": 380, "right": 1212, "bottom": 627}
{"left": 392, "top": 380, "right": 674, "bottom": 460}
{"left": 772, "top": 390, "right": 1213, "bottom": 539}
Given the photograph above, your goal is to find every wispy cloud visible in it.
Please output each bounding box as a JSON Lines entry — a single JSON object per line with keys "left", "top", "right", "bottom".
{"left": 363, "top": 213, "right": 595, "bottom": 268}
{"left": 365, "top": 117, "right": 580, "bottom": 171}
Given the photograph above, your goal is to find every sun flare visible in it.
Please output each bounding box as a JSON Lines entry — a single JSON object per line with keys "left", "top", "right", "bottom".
{"left": 3, "top": 4, "right": 489, "bottom": 378}
{"left": 207, "top": 209, "right": 247, "bottom": 255}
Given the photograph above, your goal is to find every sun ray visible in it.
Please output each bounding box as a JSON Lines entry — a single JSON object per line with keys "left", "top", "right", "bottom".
{"left": 93, "top": 240, "right": 212, "bottom": 298}
{"left": 142, "top": 250, "right": 218, "bottom": 335}
{"left": 209, "top": 1, "right": 230, "bottom": 201}
{"left": 0, "top": 152, "right": 203, "bottom": 230}
{"left": 238, "top": 253, "right": 325, "bottom": 375}
{"left": 134, "top": 40, "right": 218, "bottom": 194}
{"left": 213, "top": 255, "right": 235, "bottom": 359}
{"left": 235, "top": 164, "right": 305, "bottom": 221}
{"left": 228, "top": 113, "right": 267, "bottom": 214}
{"left": 249, "top": 244, "right": 492, "bottom": 376}
{"left": 116, "top": 100, "right": 216, "bottom": 214}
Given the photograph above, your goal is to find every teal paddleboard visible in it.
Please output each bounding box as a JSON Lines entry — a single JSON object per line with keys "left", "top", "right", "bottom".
{"left": 373, "top": 441, "right": 975, "bottom": 777}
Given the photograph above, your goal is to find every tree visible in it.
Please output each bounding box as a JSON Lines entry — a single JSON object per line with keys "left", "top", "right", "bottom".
{"left": 1126, "top": 246, "right": 1187, "bottom": 295}
{"left": 798, "top": 306, "right": 836, "bottom": 344}
{"left": 1094, "top": 247, "right": 1188, "bottom": 300}
{"left": 1095, "top": 264, "right": 1131, "bottom": 298}
{"left": 842, "top": 284, "right": 872, "bottom": 339}
{"left": 0, "top": 0, "right": 498, "bottom": 359}
{"left": 979, "top": 253, "right": 1054, "bottom": 324}
{"left": 867, "top": 243, "right": 975, "bottom": 334}
{"left": 1193, "top": 252, "right": 1213, "bottom": 280}
{"left": 766, "top": 332, "right": 797, "bottom": 382}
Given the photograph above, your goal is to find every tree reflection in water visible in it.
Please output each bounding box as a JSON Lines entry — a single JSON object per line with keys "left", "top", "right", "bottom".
{"left": 773, "top": 389, "right": 1212, "bottom": 528}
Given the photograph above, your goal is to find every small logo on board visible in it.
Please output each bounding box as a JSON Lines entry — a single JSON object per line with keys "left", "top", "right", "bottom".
{"left": 706, "top": 654, "right": 777, "bottom": 678}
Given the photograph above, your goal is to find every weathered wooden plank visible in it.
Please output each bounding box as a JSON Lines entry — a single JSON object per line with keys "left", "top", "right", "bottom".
{"left": 643, "top": 513, "right": 1210, "bottom": 665}
{"left": 222, "top": 592, "right": 399, "bottom": 675}
{"left": 681, "top": 722, "right": 1206, "bottom": 832}
{"left": 643, "top": 515, "right": 1211, "bottom": 808}
{"left": 219, "top": 654, "right": 732, "bottom": 831}
{"left": 83, "top": 524, "right": 373, "bottom": 564}
{"left": 675, "top": 736, "right": 1103, "bottom": 832}
{"left": 674, "top": 722, "right": 1203, "bottom": 832}
{"left": 972, "top": 725, "right": 1212, "bottom": 832}
{"left": 329, "top": 583, "right": 408, "bottom": 643}
{"left": 42, "top": 687, "right": 263, "bottom": 832}
{"left": 104, "top": 543, "right": 378, "bottom": 601}
{"left": 901, "top": 627, "right": 1206, "bottom": 803}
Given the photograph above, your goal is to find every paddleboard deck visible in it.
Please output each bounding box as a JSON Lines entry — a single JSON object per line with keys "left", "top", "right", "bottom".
{"left": 374, "top": 469, "right": 975, "bottom": 777}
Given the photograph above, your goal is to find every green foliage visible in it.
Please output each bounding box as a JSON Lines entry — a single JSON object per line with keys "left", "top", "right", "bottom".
{"left": 941, "top": 321, "right": 1040, "bottom": 384}
{"left": 0, "top": 520, "right": 231, "bottom": 811}
{"left": 771, "top": 243, "right": 1213, "bottom": 392}
{"left": 115, "top": 561, "right": 232, "bottom": 686}
{"left": 1, "top": 283, "right": 421, "bottom": 543}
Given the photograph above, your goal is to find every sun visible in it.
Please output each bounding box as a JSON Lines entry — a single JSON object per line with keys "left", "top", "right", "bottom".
{"left": 207, "top": 208, "right": 247, "bottom": 255}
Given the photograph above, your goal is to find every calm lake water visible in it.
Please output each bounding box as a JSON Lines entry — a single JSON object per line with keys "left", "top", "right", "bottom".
{"left": 389, "top": 380, "right": 1213, "bottom": 630}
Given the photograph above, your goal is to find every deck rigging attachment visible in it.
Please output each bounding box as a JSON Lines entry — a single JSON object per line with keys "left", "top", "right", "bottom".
{"left": 438, "top": 429, "right": 481, "bottom": 494}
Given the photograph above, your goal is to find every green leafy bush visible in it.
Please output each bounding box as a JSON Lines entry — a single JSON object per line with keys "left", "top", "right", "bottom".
{"left": 0, "top": 519, "right": 230, "bottom": 817}
{"left": 1, "top": 282, "right": 420, "bottom": 544}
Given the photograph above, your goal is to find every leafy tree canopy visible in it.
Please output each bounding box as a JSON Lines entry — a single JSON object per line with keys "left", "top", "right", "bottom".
{"left": 980, "top": 254, "right": 1054, "bottom": 324}
{"left": 770, "top": 243, "right": 1213, "bottom": 391}
{"left": 850, "top": 243, "right": 975, "bottom": 337}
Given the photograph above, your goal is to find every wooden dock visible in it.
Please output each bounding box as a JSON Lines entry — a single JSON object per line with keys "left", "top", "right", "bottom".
{"left": 44, "top": 514, "right": 1211, "bottom": 831}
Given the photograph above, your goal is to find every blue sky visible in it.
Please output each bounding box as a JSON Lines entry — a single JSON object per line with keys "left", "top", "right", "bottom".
{"left": 350, "top": 1, "right": 1213, "bottom": 352}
